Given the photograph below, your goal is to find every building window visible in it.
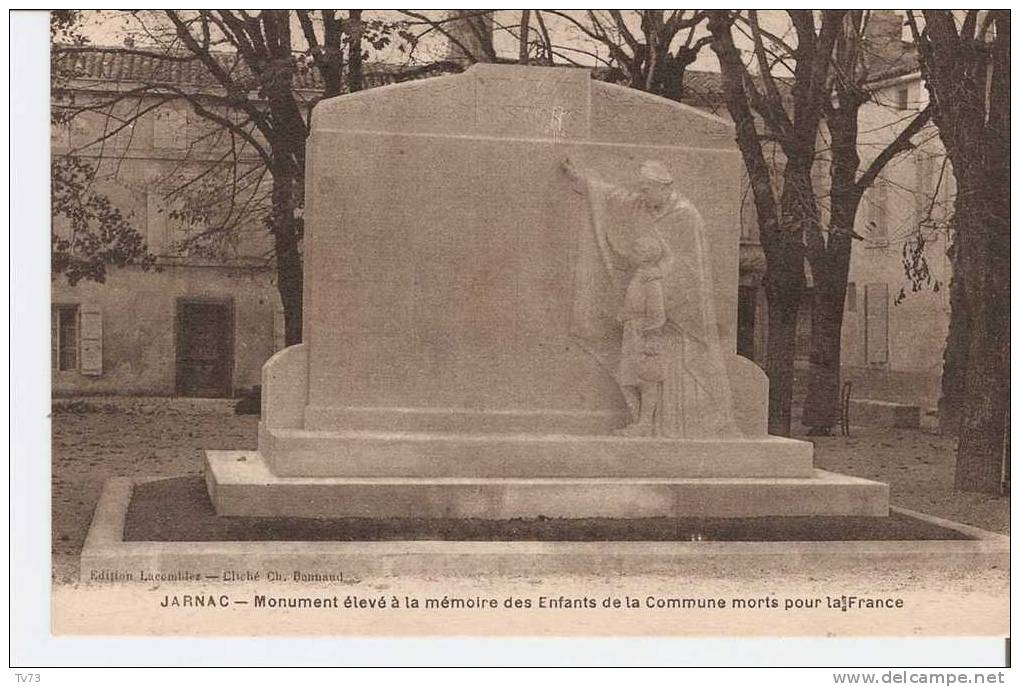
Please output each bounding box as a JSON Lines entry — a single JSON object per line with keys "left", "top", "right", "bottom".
{"left": 896, "top": 87, "right": 910, "bottom": 110}
{"left": 52, "top": 305, "right": 79, "bottom": 372}
{"left": 145, "top": 190, "right": 194, "bottom": 256}
{"left": 846, "top": 282, "right": 857, "bottom": 313}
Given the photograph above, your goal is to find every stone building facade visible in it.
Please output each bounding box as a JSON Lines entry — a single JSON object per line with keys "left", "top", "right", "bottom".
{"left": 50, "top": 50, "right": 447, "bottom": 397}
{"left": 839, "top": 77, "right": 953, "bottom": 375}
{"left": 51, "top": 56, "right": 279, "bottom": 396}
{"left": 834, "top": 12, "right": 954, "bottom": 375}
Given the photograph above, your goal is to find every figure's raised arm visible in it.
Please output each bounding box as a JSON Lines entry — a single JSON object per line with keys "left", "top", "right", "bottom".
{"left": 563, "top": 157, "right": 630, "bottom": 274}
{"left": 562, "top": 157, "right": 626, "bottom": 202}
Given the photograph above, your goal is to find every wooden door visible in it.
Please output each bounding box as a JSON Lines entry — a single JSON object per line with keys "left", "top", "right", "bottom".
{"left": 176, "top": 300, "right": 233, "bottom": 397}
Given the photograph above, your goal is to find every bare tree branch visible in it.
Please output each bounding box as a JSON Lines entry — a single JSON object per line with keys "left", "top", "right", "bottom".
{"left": 856, "top": 105, "right": 935, "bottom": 192}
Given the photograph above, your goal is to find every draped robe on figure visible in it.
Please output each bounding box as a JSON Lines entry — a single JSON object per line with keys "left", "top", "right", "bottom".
{"left": 569, "top": 172, "right": 742, "bottom": 438}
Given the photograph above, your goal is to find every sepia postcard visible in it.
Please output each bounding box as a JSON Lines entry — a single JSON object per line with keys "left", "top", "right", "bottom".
{"left": 13, "top": 7, "right": 1011, "bottom": 667}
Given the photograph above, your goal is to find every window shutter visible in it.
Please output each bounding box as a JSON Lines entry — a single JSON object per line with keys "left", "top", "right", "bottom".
{"left": 79, "top": 305, "right": 103, "bottom": 376}
{"left": 867, "top": 183, "right": 889, "bottom": 247}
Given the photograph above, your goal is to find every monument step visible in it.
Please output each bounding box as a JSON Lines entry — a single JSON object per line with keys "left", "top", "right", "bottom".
{"left": 302, "top": 405, "right": 630, "bottom": 436}
{"left": 207, "top": 451, "right": 888, "bottom": 519}
{"left": 259, "top": 424, "right": 815, "bottom": 478}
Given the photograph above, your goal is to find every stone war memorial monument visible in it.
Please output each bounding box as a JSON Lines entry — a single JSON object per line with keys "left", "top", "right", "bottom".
{"left": 206, "top": 64, "right": 889, "bottom": 520}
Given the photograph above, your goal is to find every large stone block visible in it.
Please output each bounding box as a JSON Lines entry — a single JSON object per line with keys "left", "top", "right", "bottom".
{"left": 208, "top": 64, "right": 890, "bottom": 520}
{"left": 299, "top": 65, "right": 751, "bottom": 436}
{"left": 303, "top": 133, "right": 744, "bottom": 419}
{"left": 258, "top": 426, "right": 814, "bottom": 478}
{"left": 207, "top": 451, "right": 888, "bottom": 519}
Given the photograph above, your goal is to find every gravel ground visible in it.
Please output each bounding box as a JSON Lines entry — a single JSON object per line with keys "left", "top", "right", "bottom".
{"left": 52, "top": 397, "right": 258, "bottom": 581}
{"left": 810, "top": 430, "right": 1009, "bottom": 534}
{"left": 51, "top": 397, "right": 1009, "bottom": 584}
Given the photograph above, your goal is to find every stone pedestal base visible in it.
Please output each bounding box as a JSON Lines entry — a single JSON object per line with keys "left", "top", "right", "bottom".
{"left": 206, "top": 451, "right": 889, "bottom": 519}
{"left": 258, "top": 424, "right": 815, "bottom": 478}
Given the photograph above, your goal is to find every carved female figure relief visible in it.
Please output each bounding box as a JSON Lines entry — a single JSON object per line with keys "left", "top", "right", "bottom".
{"left": 562, "top": 157, "right": 742, "bottom": 439}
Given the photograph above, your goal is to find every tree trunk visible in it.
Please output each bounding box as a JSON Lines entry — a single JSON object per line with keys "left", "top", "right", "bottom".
{"left": 706, "top": 11, "right": 833, "bottom": 435}
{"left": 347, "top": 9, "right": 364, "bottom": 92}
{"left": 802, "top": 95, "right": 862, "bottom": 434}
{"left": 766, "top": 161, "right": 814, "bottom": 436}
{"left": 270, "top": 167, "right": 304, "bottom": 346}
{"left": 954, "top": 192, "right": 1009, "bottom": 494}
{"left": 802, "top": 230, "right": 852, "bottom": 432}
{"left": 764, "top": 274, "right": 800, "bottom": 436}
{"left": 951, "top": 13, "right": 1009, "bottom": 493}
{"left": 518, "top": 10, "right": 531, "bottom": 64}
{"left": 938, "top": 226, "right": 968, "bottom": 434}
{"left": 953, "top": 39, "right": 1009, "bottom": 493}
{"left": 911, "top": 11, "right": 1009, "bottom": 492}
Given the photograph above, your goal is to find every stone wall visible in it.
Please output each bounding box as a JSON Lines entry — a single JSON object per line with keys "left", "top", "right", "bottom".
{"left": 51, "top": 265, "right": 280, "bottom": 396}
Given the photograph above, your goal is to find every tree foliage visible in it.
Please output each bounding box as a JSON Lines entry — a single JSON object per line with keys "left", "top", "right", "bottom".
{"left": 51, "top": 11, "right": 154, "bottom": 285}
{"left": 51, "top": 155, "right": 156, "bottom": 285}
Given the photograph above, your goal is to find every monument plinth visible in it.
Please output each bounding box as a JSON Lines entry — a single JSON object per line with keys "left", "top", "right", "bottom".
{"left": 206, "top": 64, "right": 888, "bottom": 519}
